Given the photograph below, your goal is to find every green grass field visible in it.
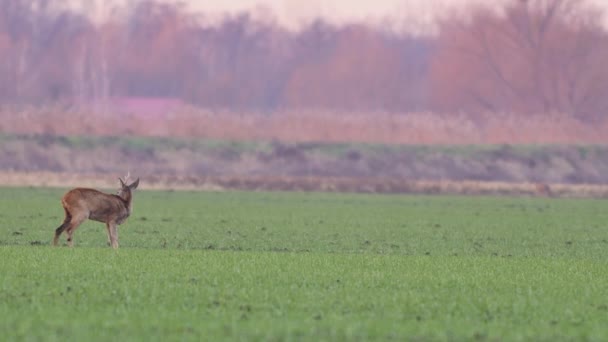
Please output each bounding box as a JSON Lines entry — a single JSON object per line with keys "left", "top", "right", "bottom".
{"left": 1, "top": 187, "right": 607, "bottom": 341}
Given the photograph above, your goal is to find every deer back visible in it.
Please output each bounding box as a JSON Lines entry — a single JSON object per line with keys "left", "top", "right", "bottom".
{"left": 62, "top": 188, "right": 131, "bottom": 224}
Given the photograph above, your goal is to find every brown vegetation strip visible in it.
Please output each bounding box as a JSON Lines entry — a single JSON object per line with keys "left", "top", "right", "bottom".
{"left": 1, "top": 172, "right": 607, "bottom": 198}
{"left": 3, "top": 110, "right": 608, "bottom": 145}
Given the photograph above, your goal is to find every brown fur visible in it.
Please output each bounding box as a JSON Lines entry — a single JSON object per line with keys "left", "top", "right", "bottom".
{"left": 53, "top": 178, "right": 139, "bottom": 248}
{"left": 534, "top": 183, "right": 553, "bottom": 197}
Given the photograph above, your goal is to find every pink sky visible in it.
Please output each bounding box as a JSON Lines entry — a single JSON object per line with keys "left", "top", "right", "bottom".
{"left": 180, "top": 0, "right": 493, "bottom": 29}
{"left": 76, "top": 0, "right": 488, "bottom": 33}
{"left": 82, "top": 0, "right": 608, "bottom": 31}
{"left": 167, "top": 0, "right": 608, "bottom": 31}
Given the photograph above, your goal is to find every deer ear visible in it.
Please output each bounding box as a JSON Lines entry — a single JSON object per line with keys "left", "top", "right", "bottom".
{"left": 119, "top": 178, "right": 126, "bottom": 187}
{"left": 129, "top": 178, "right": 140, "bottom": 190}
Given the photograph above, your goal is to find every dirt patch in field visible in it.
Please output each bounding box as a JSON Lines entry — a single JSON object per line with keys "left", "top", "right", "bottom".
{"left": 2, "top": 171, "right": 607, "bottom": 198}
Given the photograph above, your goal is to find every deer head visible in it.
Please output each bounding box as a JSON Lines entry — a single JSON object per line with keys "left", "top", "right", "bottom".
{"left": 117, "top": 172, "right": 139, "bottom": 201}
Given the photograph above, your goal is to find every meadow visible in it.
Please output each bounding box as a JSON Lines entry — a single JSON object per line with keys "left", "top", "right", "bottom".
{"left": 1, "top": 187, "right": 607, "bottom": 341}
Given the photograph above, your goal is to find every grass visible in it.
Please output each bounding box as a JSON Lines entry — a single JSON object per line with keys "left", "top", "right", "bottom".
{"left": 1, "top": 188, "right": 608, "bottom": 341}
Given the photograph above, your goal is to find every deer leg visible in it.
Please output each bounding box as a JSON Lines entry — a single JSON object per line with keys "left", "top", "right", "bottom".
{"left": 109, "top": 222, "right": 119, "bottom": 249}
{"left": 53, "top": 207, "right": 72, "bottom": 246}
{"left": 105, "top": 223, "right": 113, "bottom": 247}
{"left": 65, "top": 214, "right": 87, "bottom": 248}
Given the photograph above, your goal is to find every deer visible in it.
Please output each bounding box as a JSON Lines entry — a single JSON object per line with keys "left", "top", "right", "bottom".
{"left": 534, "top": 182, "right": 553, "bottom": 197}
{"left": 52, "top": 174, "right": 140, "bottom": 249}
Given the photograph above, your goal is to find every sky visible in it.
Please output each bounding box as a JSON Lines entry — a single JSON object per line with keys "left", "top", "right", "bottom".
{"left": 81, "top": 0, "right": 608, "bottom": 31}
{"left": 81, "top": 0, "right": 501, "bottom": 28}
{"left": 175, "top": 0, "right": 608, "bottom": 28}
{"left": 178, "top": 0, "right": 494, "bottom": 29}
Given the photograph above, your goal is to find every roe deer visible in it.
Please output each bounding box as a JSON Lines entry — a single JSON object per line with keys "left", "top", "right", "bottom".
{"left": 534, "top": 183, "right": 553, "bottom": 197}
{"left": 52, "top": 175, "right": 139, "bottom": 248}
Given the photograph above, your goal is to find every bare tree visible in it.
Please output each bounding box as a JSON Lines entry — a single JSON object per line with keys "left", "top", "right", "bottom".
{"left": 431, "top": 0, "right": 608, "bottom": 122}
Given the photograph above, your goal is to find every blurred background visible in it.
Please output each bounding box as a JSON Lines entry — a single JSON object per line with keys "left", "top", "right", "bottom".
{"left": 1, "top": 0, "right": 608, "bottom": 195}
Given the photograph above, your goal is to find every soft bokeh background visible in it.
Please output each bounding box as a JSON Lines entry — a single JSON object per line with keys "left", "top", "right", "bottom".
{"left": 1, "top": 0, "right": 607, "bottom": 194}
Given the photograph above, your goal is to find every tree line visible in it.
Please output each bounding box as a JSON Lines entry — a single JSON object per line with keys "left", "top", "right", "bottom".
{"left": 0, "top": 0, "right": 606, "bottom": 121}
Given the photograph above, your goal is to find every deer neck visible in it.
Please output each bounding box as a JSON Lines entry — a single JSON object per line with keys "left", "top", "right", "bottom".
{"left": 118, "top": 191, "right": 133, "bottom": 213}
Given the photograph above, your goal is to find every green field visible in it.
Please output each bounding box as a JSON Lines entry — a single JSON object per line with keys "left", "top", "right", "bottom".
{"left": 1, "top": 188, "right": 607, "bottom": 341}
